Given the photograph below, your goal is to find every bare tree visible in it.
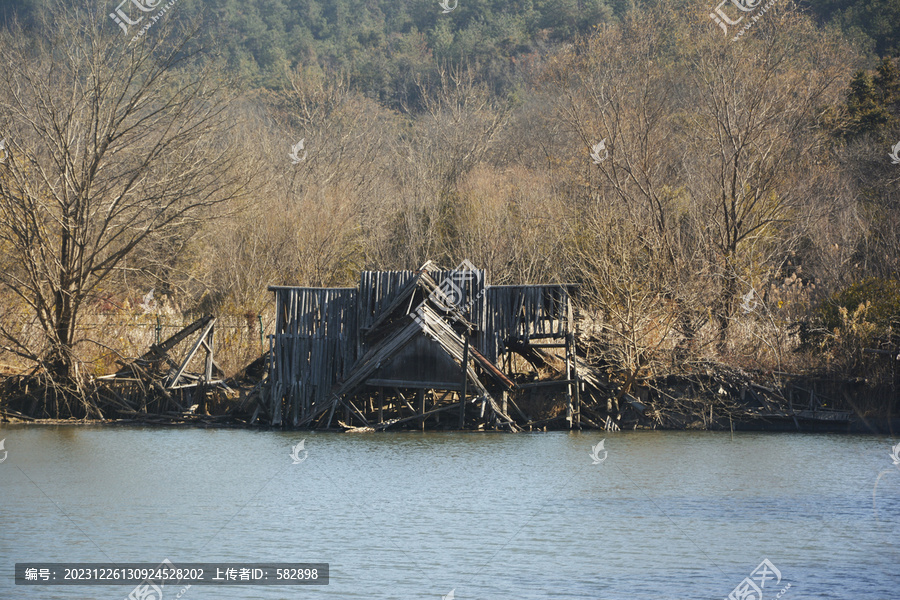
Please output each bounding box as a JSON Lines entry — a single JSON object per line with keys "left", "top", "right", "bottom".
{"left": 0, "top": 6, "right": 249, "bottom": 412}
{"left": 548, "top": 9, "right": 683, "bottom": 244}
{"left": 571, "top": 212, "right": 682, "bottom": 400}
{"left": 452, "top": 164, "right": 568, "bottom": 284}
{"left": 386, "top": 65, "right": 510, "bottom": 267}
{"left": 544, "top": 8, "right": 713, "bottom": 360}
{"left": 684, "top": 11, "right": 851, "bottom": 345}
{"left": 416, "top": 65, "right": 511, "bottom": 197}
{"left": 544, "top": 6, "right": 853, "bottom": 362}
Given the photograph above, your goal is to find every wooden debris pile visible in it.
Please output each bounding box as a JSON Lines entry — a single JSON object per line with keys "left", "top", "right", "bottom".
{"left": 97, "top": 315, "right": 231, "bottom": 422}
{"left": 570, "top": 352, "right": 855, "bottom": 431}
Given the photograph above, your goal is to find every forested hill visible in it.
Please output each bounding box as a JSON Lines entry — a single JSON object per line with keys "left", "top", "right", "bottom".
{"left": 2, "top": 0, "right": 897, "bottom": 105}
{"left": 799, "top": 0, "right": 899, "bottom": 57}
{"left": 6, "top": 0, "right": 625, "bottom": 106}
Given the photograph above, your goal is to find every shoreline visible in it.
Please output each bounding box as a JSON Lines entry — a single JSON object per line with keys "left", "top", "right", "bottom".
{"left": 3, "top": 414, "right": 897, "bottom": 435}
{"left": 2, "top": 360, "right": 896, "bottom": 435}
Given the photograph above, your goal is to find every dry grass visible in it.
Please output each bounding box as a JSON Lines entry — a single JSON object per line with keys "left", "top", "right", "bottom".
{"left": 0, "top": 308, "right": 275, "bottom": 380}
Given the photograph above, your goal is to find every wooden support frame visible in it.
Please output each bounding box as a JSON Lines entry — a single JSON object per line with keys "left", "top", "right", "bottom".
{"left": 167, "top": 318, "right": 217, "bottom": 389}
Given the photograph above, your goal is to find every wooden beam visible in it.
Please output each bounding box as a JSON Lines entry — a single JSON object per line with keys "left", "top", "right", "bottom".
{"left": 573, "top": 312, "right": 580, "bottom": 429}
{"left": 145, "top": 315, "right": 213, "bottom": 361}
{"left": 167, "top": 318, "right": 216, "bottom": 389}
{"left": 361, "top": 272, "right": 423, "bottom": 338}
{"left": 341, "top": 396, "right": 370, "bottom": 426}
{"left": 394, "top": 389, "right": 417, "bottom": 415}
{"left": 517, "top": 379, "right": 575, "bottom": 389}
{"left": 365, "top": 379, "right": 463, "bottom": 390}
{"left": 375, "top": 401, "right": 466, "bottom": 431}
{"left": 204, "top": 325, "right": 214, "bottom": 383}
{"left": 506, "top": 395, "right": 531, "bottom": 423}
{"left": 521, "top": 343, "right": 568, "bottom": 348}
{"left": 565, "top": 332, "right": 573, "bottom": 429}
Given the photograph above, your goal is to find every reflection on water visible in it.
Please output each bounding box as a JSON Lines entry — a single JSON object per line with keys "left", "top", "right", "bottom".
{"left": 0, "top": 426, "right": 897, "bottom": 599}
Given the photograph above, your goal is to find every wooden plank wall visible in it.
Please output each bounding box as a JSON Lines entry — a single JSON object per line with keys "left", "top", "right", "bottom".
{"left": 357, "top": 268, "right": 486, "bottom": 342}
{"left": 270, "top": 287, "right": 357, "bottom": 426}
{"left": 482, "top": 285, "right": 574, "bottom": 363}
{"left": 357, "top": 270, "right": 418, "bottom": 331}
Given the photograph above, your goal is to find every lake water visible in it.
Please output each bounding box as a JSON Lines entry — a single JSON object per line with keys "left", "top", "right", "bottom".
{"left": 0, "top": 426, "right": 897, "bottom": 599}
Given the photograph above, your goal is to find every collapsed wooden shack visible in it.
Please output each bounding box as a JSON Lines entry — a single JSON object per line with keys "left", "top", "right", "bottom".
{"left": 267, "top": 262, "right": 580, "bottom": 431}
{"left": 98, "top": 315, "right": 228, "bottom": 420}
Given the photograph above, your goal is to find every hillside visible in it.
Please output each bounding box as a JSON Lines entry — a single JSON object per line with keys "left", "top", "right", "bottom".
{"left": 2, "top": 0, "right": 897, "bottom": 104}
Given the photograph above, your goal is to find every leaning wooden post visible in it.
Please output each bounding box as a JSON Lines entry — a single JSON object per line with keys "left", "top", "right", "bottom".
{"left": 459, "top": 336, "right": 469, "bottom": 430}
{"left": 204, "top": 324, "right": 214, "bottom": 383}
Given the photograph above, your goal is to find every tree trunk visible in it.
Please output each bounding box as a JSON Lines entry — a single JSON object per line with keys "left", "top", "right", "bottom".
{"left": 716, "top": 267, "right": 738, "bottom": 352}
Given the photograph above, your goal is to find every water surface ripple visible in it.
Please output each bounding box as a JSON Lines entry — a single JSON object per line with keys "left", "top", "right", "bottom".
{"left": 0, "top": 427, "right": 897, "bottom": 599}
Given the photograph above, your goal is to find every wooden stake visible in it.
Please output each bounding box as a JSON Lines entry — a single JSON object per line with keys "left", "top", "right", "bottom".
{"left": 459, "top": 336, "right": 469, "bottom": 429}
{"left": 378, "top": 387, "right": 384, "bottom": 424}
{"left": 574, "top": 323, "right": 581, "bottom": 430}
{"left": 418, "top": 388, "right": 425, "bottom": 431}
{"left": 565, "top": 332, "right": 574, "bottom": 429}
